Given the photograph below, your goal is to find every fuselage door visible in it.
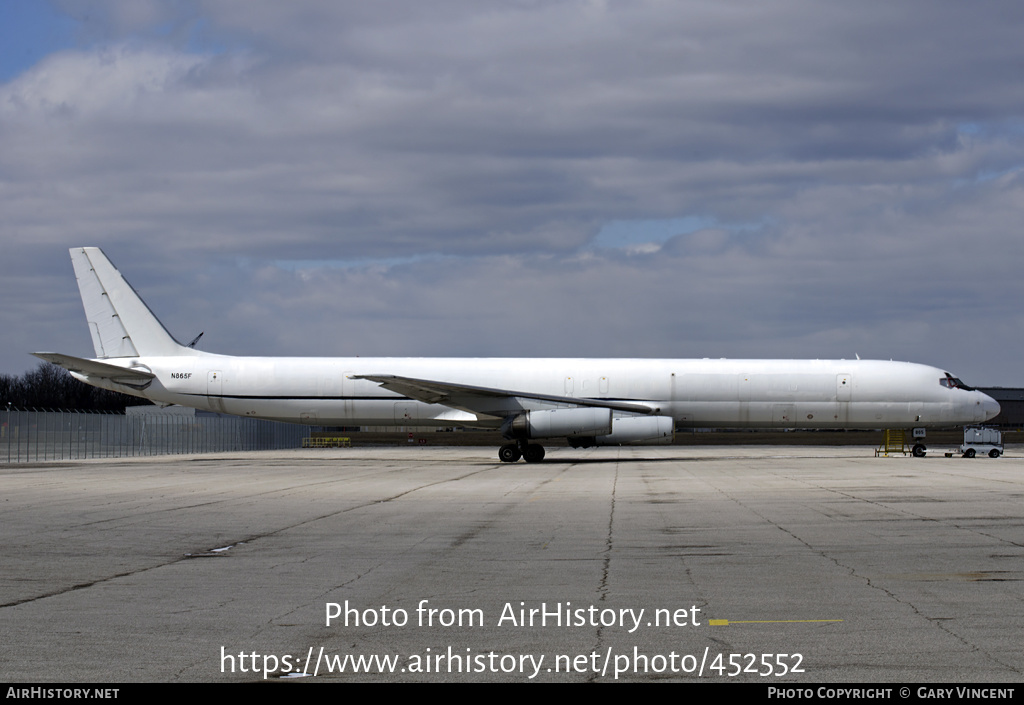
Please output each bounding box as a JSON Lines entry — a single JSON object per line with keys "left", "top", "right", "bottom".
{"left": 738, "top": 373, "right": 751, "bottom": 402}
{"left": 207, "top": 370, "right": 226, "bottom": 413}
{"left": 837, "top": 374, "right": 852, "bottom": 402}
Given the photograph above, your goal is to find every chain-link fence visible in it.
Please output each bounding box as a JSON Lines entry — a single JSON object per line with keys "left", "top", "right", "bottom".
{"left": 1, "top": 408, "right": 310, "bottom": 462}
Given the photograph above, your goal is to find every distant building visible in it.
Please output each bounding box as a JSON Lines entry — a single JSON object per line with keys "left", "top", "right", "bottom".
{"left": 978, "top": 388, "right": 1024, "bottom": 428}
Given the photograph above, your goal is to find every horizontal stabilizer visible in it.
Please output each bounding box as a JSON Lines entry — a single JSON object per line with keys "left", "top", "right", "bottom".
{"left": 32, "top": 352, "right": 155, "bottom": 387}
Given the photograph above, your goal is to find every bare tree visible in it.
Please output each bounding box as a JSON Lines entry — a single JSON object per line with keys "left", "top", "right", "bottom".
{"left": 0, "top": 362, "right": 148, "bottom": 411}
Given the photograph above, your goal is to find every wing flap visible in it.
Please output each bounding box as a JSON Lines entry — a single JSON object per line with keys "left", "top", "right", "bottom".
{"left": 350, "top": 374, "right": 656, "bottom": 417}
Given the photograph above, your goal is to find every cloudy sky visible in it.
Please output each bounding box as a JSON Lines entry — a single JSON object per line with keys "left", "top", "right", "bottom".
{"left": 2, "top": 1, "right": 1023, "bottom": 386}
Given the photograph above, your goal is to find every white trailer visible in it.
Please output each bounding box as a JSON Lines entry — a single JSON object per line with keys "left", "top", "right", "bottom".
{"left": 960, "top": 426, "right": 1003, "bottom": 458}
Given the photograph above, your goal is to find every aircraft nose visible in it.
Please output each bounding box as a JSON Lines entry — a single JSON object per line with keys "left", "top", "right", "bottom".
{"left": 980, "top": 394, "right": 1001, "bottom": 421}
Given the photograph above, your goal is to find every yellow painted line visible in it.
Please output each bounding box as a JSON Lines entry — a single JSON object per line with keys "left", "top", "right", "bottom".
{"left": 709, "top": 619, "right": 843, "bottom": 626}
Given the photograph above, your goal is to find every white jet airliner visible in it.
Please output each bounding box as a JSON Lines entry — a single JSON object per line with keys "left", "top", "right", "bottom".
{"left": 34, "top": 247, "right": 999, "bottom": 462}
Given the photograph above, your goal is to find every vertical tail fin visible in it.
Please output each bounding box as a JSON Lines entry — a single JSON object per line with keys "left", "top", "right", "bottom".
{"left": 71, "top": 247, "right": 186, "bottom": 358}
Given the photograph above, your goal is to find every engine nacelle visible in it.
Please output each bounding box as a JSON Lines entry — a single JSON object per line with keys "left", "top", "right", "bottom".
{"left": 568, "top": 415, "right": 675, "bottom": 447}
{"left": 508, "top": 407, "right": 613, "bottom": 439}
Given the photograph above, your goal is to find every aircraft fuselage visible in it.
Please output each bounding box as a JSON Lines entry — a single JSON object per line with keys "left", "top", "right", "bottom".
{"left": 74, "top": 353, "right": 997, "bottom": 430}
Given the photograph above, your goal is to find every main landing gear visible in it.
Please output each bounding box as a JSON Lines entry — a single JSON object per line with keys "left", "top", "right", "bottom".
{"left": 498, "top": 441, "right": 546, "bottom": 463}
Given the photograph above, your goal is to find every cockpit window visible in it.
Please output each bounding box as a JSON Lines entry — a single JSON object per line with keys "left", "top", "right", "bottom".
{"left": 940, "top": 373, "right": 974, "bottom": 391}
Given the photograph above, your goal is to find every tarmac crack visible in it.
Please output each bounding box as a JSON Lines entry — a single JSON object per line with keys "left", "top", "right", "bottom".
{"left": 586, "top": 450, "right": 620, "bottom": 683}
{"left": 0, "top": 467, "right": 492, "bottom": 611}
{"left": 711, "top": 468, "right": 1022, "bottom": 676}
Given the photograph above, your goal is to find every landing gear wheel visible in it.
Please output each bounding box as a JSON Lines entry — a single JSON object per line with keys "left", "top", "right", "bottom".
{"left": 912, "top": 444, "right": 927, "bottom": 458}
{"left": 522, "top": 444, "right": 546, "bottom": 463}
{"left": 989, "top": 449, "right": 1001, "bottom": 458}
{"left": 964, "top": 448, "right": 976, "bottom": 458}
{"left": 498, "top": 443, "right": 522, "bottom": 463}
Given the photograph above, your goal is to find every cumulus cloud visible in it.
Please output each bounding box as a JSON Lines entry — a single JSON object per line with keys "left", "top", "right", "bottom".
{"left": 2, "top": 0, "right": 1023, "bottom": 384}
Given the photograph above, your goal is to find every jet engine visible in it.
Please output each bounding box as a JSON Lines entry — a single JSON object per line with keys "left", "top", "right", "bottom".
{"left": 568, "top": 415, "right": 674, "bottom": 447}
{"left": 506, "top": 408, "right": 613, "bottom": 439}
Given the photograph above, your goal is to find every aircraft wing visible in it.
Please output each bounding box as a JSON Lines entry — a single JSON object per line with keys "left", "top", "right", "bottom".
{"left": 32, "top": 352, "right": 155, "bottom": 387}
{"left": 350, "top": 374, "right": 656, "bottom": 418}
